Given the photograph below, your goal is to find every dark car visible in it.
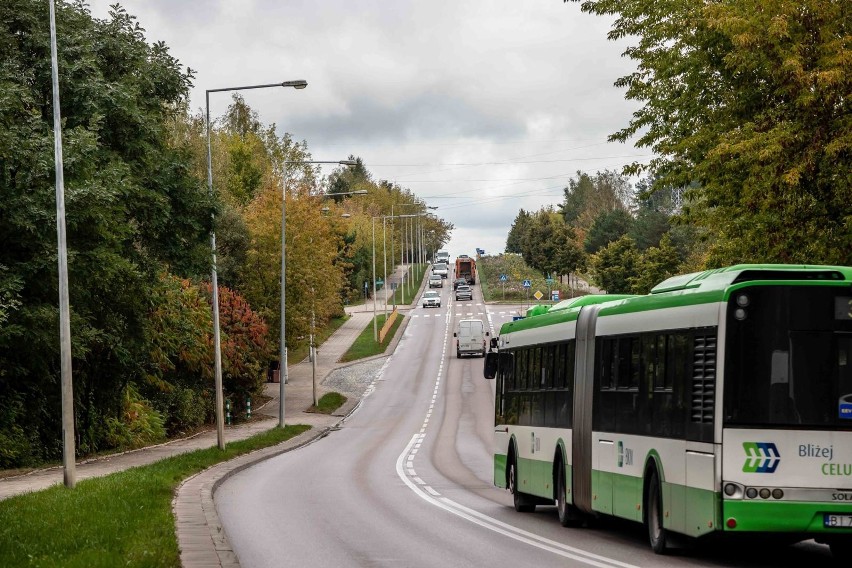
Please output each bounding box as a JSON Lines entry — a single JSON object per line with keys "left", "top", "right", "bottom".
{"left": 455, "top": 285, "right": 473, "bottom": 301}
{"left": 453, "top": 278, "right": 467, "bottom": 290}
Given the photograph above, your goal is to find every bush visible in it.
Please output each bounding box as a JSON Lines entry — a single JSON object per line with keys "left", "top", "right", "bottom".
{"left": 0, "top": 425, "right": 33, "bottom": 469}
{"left": 104, "top": 384, "right": 166, "bottom": 450}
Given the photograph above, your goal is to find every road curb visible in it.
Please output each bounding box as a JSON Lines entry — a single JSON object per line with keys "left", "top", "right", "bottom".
{"left": 174, "top": 407, "right": 357, "bottom": 568}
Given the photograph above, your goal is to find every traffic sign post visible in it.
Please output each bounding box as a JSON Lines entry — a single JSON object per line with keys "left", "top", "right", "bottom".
{"left": 500, "top": 274, "right": 508, "bottom": 300}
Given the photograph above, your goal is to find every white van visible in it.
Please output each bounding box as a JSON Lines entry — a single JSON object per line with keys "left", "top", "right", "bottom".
{"left": 454, "top": 319, "right": 489, "bottom": 358}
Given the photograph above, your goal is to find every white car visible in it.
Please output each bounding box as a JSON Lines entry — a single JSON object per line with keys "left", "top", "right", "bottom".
{"left": 422, "top": 290, "right": 441, "bottom": 308}
{"left": 428, "top": 274, "right": 443, "bottom": 288}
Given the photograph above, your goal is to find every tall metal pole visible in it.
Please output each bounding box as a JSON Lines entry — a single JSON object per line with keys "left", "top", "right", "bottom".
{"left": 206, "top": 79, "right": 306, "bottom": 443}
{"left": 279, "top": 162, "right": 288, "bottom": 427}
{"left": 383, "top": 216, "right": 389, "bottom": 317}
{"left": 311, "top": 296, "right": 317, "bottom": 406}
{"left": 205, "top": 92, "right": 227, "bottom": 451}
{"left": 372, "top": 217, "right": 378, "bottom": 341}
{"left": 49, "top": 0, "right": 75, "bottom": 488}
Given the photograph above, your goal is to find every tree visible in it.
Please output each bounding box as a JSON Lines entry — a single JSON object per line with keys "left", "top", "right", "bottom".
{"left": 574, "top": 0, "right": 852, "bottom": 266}
{"left": 590, "top": 236, "right": 642, "bottom": 294}
{"left": 559, "top": 170, "right": 632, "bottom": 246}
{"left": 584, "top": 209, "right": 634, "bottom": 253}
{"left": 520, "top": 208, "right": 585, "bottom": 277}
{"left": 506, "top": 209, "right": 531, "bottom": 253}
{"left": 629, "top": 234, "right": 682, "bottom": 294}
{"left": 327, "top": 156, "right": 372, "bottom": 203}
{"left": 0, "top": 2, "right": 213, "bottom": 463}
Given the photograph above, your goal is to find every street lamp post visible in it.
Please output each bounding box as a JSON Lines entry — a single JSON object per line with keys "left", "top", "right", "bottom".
{"left": 206, "top": 79, "right": 306, "bottom": 450}
{"left": 278, "top": 160, "right": 359, "bottom": 427}
{"left": 48, "top": 0, "right": 75, "bottom": 488}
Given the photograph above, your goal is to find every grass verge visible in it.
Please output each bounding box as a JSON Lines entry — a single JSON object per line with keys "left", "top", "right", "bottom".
{"left": 307, "top": 392, "right": 347, "bottom": 414}
{"left": 339, "top": 311, "right": 404, "bottom": 362}
{"left": 289, "top": 313, "right": 348, "bottom": 364}
{"left": 0, "top": 425, "right": 310, "bottom": 568}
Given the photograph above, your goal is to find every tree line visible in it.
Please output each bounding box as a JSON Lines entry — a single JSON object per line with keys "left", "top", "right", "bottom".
{"left": 0, "top": 1, "right": 452, "bottom": 467}
{"left": 507, "top": 0, "right": 850, "bottom": 292}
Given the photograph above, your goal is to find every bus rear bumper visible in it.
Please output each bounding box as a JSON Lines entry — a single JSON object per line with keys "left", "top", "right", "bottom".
{"left": 722, "top": 499, "right": 852, "bottom": 534}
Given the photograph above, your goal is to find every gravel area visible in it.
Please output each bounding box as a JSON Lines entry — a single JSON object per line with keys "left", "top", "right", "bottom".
{"left": 322, "top": 358, "right": 387, "bottom": 397}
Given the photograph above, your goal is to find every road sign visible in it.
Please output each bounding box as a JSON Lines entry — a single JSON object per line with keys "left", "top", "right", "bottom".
{"left": 552, "top": 290, "right": 561, "bottom": 302}
{"left": 390, "top": 282, "right": 397, "bottom": 290}
{"left": 500, "top": 274, "right": 508, "bottom": 282}
{"left": 522, "top": 279, "right": 531, "bottom": 288}
{"left": 546, "top": 273, "right": 554, "bottom": 284}
{"left": 376, "top": 278, "right": 384, "bottom": 285}
{"left": 533, "top": 290, "right": 544, "bottom": 301}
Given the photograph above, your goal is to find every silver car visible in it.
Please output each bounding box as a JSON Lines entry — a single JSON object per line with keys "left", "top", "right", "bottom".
{"left": 429, "top": 274, "right": 443, "bottom": 288}
{"left": 455, "top": 285, "right": 473, "bottom": 301}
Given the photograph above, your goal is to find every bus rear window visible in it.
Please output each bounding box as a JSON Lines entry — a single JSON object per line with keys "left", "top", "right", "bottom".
{"left": 723, "top": 286, "right": 852, "bottom": 429}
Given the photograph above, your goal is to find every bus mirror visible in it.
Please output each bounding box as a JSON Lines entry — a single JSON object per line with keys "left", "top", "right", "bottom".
{"left": 483, "top": 352, "right": 498, "bottom": 380}
{"left": 453, "top": 332, "right": 457, "bottom": 337}
{"left": 490, "top": 337, "right": 498, "bottom": 349}
{"left": 485, "top": 331, "right": 490, "bottom": 337}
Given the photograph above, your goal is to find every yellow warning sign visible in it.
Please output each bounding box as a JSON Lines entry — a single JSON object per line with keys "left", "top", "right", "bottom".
{"left": 533, "top": 290, "right": 544, "bottom": 300}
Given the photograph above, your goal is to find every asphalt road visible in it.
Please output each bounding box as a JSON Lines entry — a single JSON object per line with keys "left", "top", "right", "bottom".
{"left": 216, "top": 283, "right": 838, "bottom": 567}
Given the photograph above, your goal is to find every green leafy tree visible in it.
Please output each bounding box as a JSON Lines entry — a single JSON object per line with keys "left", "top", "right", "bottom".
{"left": 584, "top": 209, "right": 634, "bottom": 253}
{"left": 574, "top": 0, "right": 852, "bottom": 266}
{"left": 506, "top": 209, "right": 531, "bottom": 253}
{"left": 144, "top": 273, "right": 213, "bottom": 435}
{"left": 0, "top": 2, "right": 213, "bottom": 463}
{"left": 521, "top": 208, "right": 585, "bottom": 277}
{"left": 629, "top": 234, "right": 682, "bottom": 294}
{"left": 590, "top": 235, "right": 642, "bottom": 294}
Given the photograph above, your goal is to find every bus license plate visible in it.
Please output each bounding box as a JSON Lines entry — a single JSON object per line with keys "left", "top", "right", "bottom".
{"left": 824, "top": 514, "right": 852, "bottom": 528}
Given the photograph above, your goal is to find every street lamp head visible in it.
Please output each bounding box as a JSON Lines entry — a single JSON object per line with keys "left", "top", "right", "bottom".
{"left": 341, "top": 213, "right": 351, "bottom": 218}
{"left": 339, "top": 159, "right": 358, "bottom": 167}
{"left": 282, "top": 80, "right": 308, "bottom": 89}
{"left": 351, "top": 190, "right": 369, "bottom": 195}
{"left": 427, "top": 206, "right": 438, "bottom": 210}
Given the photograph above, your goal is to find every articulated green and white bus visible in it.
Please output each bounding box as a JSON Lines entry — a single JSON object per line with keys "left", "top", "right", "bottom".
{"left": 483, "top": 265, "right": 852, "bottom": 557}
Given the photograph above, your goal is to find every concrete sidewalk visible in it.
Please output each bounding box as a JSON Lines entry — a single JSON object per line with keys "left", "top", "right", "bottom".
{"left": 0, "top": 264, "right": 420, "bottom": 568}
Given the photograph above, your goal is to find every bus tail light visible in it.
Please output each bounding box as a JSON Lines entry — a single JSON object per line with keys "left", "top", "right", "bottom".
{"left": 726, "top": 518, "right": 737, "bottom": 529}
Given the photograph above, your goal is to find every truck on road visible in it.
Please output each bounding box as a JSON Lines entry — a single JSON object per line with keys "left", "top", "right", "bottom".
{"left": 455, "top": 255, "right": 476, "bottom": 284}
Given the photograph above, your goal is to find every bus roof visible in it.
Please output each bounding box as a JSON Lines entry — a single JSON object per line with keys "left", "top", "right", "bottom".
{"left": 498, "top": 264, "right": 852, "bottom": 337}
{"left": 650, "top": 264, "right": 852, "bottom": 294}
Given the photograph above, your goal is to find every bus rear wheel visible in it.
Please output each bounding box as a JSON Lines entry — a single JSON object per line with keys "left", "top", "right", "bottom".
{"left": 508, "top": 459, "right": 535, "bottom": 513}
{"left": 646, "top": 470, "right": 669, "bottom": 554}
{"left": 555, "top": 460, "right": 579, "bottom": 527}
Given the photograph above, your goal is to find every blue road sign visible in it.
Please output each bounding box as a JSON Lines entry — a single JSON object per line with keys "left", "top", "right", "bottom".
{"left": 522, "top": 279, "right": 531, "bottom": 288}
{"left": 500, "top": 274, "right": 508, "bottom": 282}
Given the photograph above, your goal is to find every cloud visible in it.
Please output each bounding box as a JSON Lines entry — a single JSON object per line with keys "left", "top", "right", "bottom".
{"left": 85, "top": 0, "right": 645, "bottom": 257}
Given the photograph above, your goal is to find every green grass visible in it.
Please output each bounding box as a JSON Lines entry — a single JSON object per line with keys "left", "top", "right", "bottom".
{"left": 289, "top": 313, "right": 349, "bottom": 364}
{"left": 0, "top": 425, "right": 310, "bottom": 568}
{"left": 389, "top": 263, "right": 426, "bottom": 305}
{"left": 307, "top": 391, "right": 347, "bottom": 414}
{"left": 339, "top": 311, "right": 404, "bottom": 362}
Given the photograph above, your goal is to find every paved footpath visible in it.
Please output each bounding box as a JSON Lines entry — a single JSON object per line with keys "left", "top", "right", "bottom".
{"left": 0, "top": 265, "right": 422, "bottom": 568}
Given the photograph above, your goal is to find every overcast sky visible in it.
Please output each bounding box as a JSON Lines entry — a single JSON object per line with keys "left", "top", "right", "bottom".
{"left": 86, "top": 0, "right": 647, "bottom": 257}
